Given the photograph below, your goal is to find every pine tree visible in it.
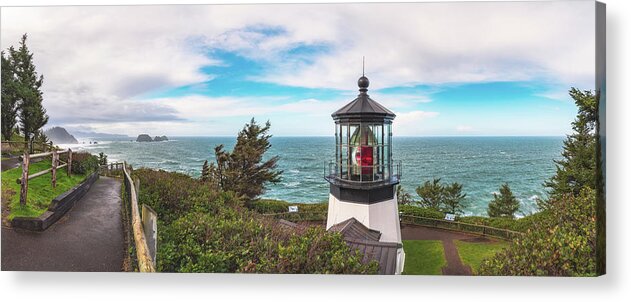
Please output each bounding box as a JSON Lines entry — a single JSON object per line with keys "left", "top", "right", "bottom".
{"left": 205, "top": 118, "right": 282, "bottom": 202}
{"left": 9, "top": 34, "right": 48, "bottom": 153}
{"left": 396, "top": 185, "right": 414, "bottom": 205}
{"left": 541, "top": 88, "right": 598, "bottom": 209}
{"left": 442, "top": 182, "right": 467, "bottom": 215}
{"left": 201, "top": 160, "right": 210, "bottom": 182}
{"left": 487, "top": 183, "right": 520, "bottom": 218}
{"left": 416, "top": 178, "right": 444, "bottom": 209}
{"left": 1, "top": 51, "right": 19, "bottom": 140}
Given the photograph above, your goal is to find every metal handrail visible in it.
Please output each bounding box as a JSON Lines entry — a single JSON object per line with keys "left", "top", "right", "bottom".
{"left": 324, "top": 160, "right": 402, "bottom": 186}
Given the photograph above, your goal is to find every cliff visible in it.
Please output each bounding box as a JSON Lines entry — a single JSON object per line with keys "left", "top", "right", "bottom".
{"left": 44, "top": 127, "right": 79, "bottom": 144}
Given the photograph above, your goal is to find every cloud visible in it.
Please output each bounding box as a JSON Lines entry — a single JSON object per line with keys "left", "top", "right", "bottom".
{"left": 1, "top": 2, "right": 594, "bottom": 135}
{"left": 393, "top": 110, "right": 440, "bottom": 136}
{"left": 456, "top": 125, "right": 475, "bottom": 133}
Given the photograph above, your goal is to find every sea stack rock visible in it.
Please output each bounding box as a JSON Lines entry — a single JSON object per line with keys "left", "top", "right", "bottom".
{"left": 154, "top": 135, "right": 169, "bottom": 142}
{"left": 44, "top": 127, "right": 79, "bottom": 144}
{"left": 136, "top": 134, "right": 153, "bottom": 142}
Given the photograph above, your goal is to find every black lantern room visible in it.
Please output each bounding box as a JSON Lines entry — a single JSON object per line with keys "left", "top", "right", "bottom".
{"left": 325, "top": 74, "right": 401, "bottom": 203}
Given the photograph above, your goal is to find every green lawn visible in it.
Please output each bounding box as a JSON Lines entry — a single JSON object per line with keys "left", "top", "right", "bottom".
{"left": 455, "top": 240, "right": 510, "bottom": 274}
{"left": 1, "top": 160, "right": 86, "bottom": 219}
{"left": 402, "top": 240, "right": 447, "bottom": 275}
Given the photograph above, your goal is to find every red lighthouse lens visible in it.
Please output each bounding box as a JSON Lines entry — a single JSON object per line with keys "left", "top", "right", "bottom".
{"left": 355, "top": 146, "right": 373, "bottom": 175}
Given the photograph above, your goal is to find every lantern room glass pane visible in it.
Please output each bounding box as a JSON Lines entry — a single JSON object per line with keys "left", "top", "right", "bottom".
{"left": 374, "top": 124, "right": 383, "bottom": 180}
{"left": 384, "top": 123, "right": 392, "bottom": 179}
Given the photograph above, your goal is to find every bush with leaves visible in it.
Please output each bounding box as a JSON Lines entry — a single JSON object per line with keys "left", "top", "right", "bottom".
{"left": 134, "top": 168, "right": 377, "bottom": 274}
{"left": 479, "top": 188, "right": 596, "bottom": 276}
{"left": 70, "top": 152, "right": 99, "bottom": 175}
{"left": 399, "top": 204, "right": 445, "bottom": 220}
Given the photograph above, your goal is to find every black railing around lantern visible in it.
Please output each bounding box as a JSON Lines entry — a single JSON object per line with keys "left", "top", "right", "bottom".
{"left": 324, "top": 160, "right": 401, "bottom": 189}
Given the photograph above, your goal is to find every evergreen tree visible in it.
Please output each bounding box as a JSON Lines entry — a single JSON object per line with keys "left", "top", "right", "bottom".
{"left": 396, "top": 185, "right": 414, "bottom": 205}
{"left": 201, "top": 160, "right": 210, "bottom": 182}
{"left": 487, "top": 183, "right": 520, "bottom": 218}
{"left": 1, "top": 51, "right": 19, "bottom": 140}
{"left": 9, "top": 34, "right": 48, "bottom": 152}
{"left": 442, "top": 182, "right": 467, "bottom": 215}
{"left": 98, "top": 152, "right": 108, "bottom": 166}
{"left": 416, "top": 178, "right": 444, "bottom": 209}
{"left": 541, "top": 88, "right": 597, "bottom": 209}
{"left": 205, "top": 118, "right": 282, "bottom": 201}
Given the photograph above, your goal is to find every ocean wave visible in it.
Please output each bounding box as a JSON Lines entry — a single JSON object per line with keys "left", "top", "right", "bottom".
{"left": 283, "top": 182, "right": 301, "bottom": 188}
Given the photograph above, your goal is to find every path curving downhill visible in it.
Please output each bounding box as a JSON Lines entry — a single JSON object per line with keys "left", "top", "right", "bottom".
{"left": 1, "top": 176, "right": 125, "bottom": 271}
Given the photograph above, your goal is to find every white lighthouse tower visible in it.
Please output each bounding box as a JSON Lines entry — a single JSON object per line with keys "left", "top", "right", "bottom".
{"left": 325, "top": 73, "right": 405, "bottom": 274}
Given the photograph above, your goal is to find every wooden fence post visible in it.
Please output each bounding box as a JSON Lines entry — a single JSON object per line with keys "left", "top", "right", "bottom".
{"left": 20, "top": 150, "right": 29, "bottom": 206}
{"left": 135, "top": 178, "right": 140, "bottom": 198}
{"left": 51, "top": 149, "right": 58, "bottom": 188}
{"left": 68, "top": 149, "right": 72, "bottom": 176}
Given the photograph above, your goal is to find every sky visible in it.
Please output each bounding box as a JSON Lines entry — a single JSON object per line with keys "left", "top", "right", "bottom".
{"left": 0, "top": 2, "right": 596, "bottom": 137}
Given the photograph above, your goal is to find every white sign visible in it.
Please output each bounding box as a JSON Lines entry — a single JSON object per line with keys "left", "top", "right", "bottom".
{"left": 288, "top": 206, "right": 298, "bottom": 213}
{"left": 444, "top": 213, "right": 456, "bottom": 221}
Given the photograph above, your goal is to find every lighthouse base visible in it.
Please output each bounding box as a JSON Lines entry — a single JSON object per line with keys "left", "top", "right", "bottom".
{"left": 326, "top": 191, "right": 405, "bottom": 274}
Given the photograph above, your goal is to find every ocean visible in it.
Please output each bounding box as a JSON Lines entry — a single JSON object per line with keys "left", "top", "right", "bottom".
{"left": 65, "top": 136, "right": 564, "bottom": 216}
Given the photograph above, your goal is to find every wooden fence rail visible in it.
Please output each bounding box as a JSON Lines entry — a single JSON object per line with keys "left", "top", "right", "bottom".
{"left": 100, "top": 162, "right": 124, "bottom": 176}
{"left": 261, "top": 212, "right": 524, "bottom": 241}
{"left": 1, "top": 140, "right": 55, "bottom": 155}
{"left": 399, "top": 215, "right": 524, "bottom": 241}
{"left": 16, "top": 148, "right": 72, "bottom": 206}
{"left": 122, "top": 162, "right": 156, "bottom": 272}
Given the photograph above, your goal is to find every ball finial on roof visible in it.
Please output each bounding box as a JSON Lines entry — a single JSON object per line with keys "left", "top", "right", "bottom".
{"left": 358, "top": 76, "right": 370, "bottom": 90}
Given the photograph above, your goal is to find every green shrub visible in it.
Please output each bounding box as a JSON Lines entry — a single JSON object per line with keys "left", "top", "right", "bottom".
{"left": 399, "top": 204, "right": 445, "bottom": 219}
{"left": 457, "top": 211, "right": 551, "bottom": 233}
{"left": 250, "top": 199, "right": 289, "bottom": 213}
{"left": 70, "top": 152, "right": 99, "bottom": 174}
{"left": 134, "top": 168, "right": 376, "bottom": 274}
{"left": 250, "top": 199, "right": 328, "bottom": 215}
{"left": 478, "top": 188, "right": 596, "bottom": 276}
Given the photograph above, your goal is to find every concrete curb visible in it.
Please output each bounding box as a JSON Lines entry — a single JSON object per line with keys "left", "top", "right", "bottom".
{"left": 11, "top": 172, "right": 100, "bottom": 231}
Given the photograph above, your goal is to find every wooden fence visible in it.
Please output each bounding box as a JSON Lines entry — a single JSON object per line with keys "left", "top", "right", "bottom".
{"left": 399, "top": 215, "right": 524, "bottom": 241}
{"left": 100, "top": 162, "right": 124, "bottom": 177}
{"left": 261, "top": 211, "right": 328, "bottom": 222}
{"left": 16, "top": 148, "right": 72, "bottom": 206}
{"left": 121, "top": 162, "right": 156, "bottom": 272}
{"left": 1, "top": 140, "right": 54, "bottom": 155}
{"left": 261, "top": 212, "right": 523, "bottom": 241}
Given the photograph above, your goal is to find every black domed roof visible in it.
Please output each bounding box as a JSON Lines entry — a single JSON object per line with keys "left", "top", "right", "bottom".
{"left": 332, "top": 75, "right": 395, "bottom": 122}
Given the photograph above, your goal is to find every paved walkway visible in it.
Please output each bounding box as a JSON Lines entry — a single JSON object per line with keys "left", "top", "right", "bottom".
{"left": 1, "top": 156, "right": 45, "bottom": 172}
{"left": 1, "top": 177, "right": 125, "bottom": 271}
{"left": 1, "top": 157, "right": 20, "bottom": 172}
{"left": 401, "top": 224, "right": 487, "bottom": 275}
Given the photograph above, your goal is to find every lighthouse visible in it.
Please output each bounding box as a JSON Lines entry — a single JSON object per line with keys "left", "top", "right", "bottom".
{"left": 325, "top": 72, "right": 405, "bottom": 274}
